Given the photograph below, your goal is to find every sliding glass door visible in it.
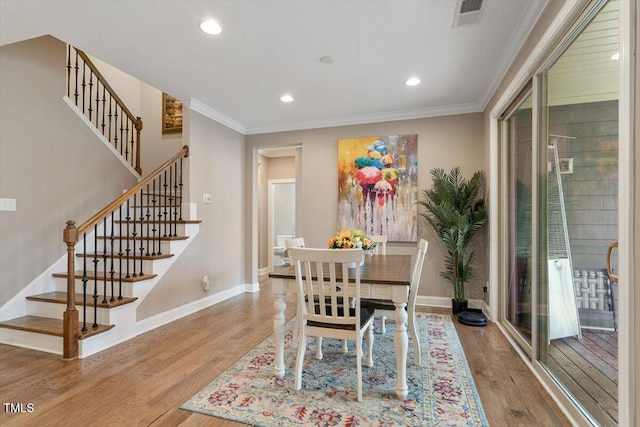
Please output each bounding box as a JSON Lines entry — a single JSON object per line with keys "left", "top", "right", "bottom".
{"left": 500, "top": 1, "right": 619, "bottom": 425}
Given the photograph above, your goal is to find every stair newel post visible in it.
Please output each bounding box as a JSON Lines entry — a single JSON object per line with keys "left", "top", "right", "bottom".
{"left": 63, "top": 221, "right": 79, "bottom": 361}
{"left": 134, "top": 117, "right": 142, "bottom": 175}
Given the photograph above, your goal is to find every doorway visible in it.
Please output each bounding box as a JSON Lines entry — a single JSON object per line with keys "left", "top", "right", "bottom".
{"left": 268, "top": 179, "right": 296, "bottom": 271}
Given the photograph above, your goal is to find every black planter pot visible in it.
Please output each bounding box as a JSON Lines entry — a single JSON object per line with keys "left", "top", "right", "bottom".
{"left": 451, "top": 299, "right": 468, "bottom": 315}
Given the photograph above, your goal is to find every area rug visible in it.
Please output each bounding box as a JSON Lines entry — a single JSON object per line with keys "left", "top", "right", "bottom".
{"left": 181, "top": 313, "right": 488, "bottom": 426}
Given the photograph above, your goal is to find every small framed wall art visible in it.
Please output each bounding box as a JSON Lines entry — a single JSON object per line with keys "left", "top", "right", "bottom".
{"left": 162, "top": 92, "right": 183, "bottom": 134}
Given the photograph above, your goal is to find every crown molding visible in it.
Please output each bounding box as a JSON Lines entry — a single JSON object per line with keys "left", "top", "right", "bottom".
{"left": 244, "top": 102, "right": 483, "bottom": 135}
{"left": 187, "top": 98, "right": 248, "bottom": 135}
{"left": 480, "top": 0, "right": 550, "bottom": 109}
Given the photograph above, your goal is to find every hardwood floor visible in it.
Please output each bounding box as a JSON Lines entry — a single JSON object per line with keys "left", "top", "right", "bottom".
{"left": 0, "top": 277, "right": 571, "bottom": 427}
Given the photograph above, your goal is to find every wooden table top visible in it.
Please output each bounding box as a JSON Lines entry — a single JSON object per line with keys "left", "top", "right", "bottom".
{"left": 269, "top": 254, "right": 412, "bottom": 286}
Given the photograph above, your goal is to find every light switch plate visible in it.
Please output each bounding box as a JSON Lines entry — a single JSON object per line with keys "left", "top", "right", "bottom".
{"left": 0, "top": 198, "right": 16, "bottom": 211}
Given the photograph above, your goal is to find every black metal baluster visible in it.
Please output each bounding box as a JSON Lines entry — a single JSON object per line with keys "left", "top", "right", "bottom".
{"left": 131, "top": 194, "right": 138, "bottom": 277}
{"left": 151, "top": 180, "right": 157, "bottom": 256}
{"left": 168, "top": 165, "right": 174, "bottom": 237}
{"left": 145, "top": 183, "right": 151, "bottom": 257}
{"left": 125, "top": 199, "right": 131, "bottom": 279}
{"left": 93, "top": 224, "right": 99, "bottom": 328}
{"left": 94, "top": 80, "right": 100, "bottom": 128}
{"left": 102, "top": 217, "right": 107, "bottom": 303}
{"left": 66, "top": 45, "right": 72, "bottom": 98}
{"left": 73, "top": 50, "right": 79, "bottom": 105}
{"left": 124, "top": 118, "right": 130, "bottom": 163}
{"left": 173, "top": 162, "right": 179, "bottom": 236}
{"left": 118, "top": 107, "right": 124, "bottom": 157}
{"left": 110, "top": 212, "right": 115, "bottom": 302}
{"left": 179, "top": 158, "right": 184, "bottom": 221}
{"left": 118, "top": 205, "right": 123, "bottom": 300}
{"left": 101, "top": 86, "right": 107, "bottom": 135}
{"left": 163, "top": 170, "right": 168, "bottom": 237}
{"left": 138, "top": 189, "right": 145, "bottom": 276}
{"left": 108, "top": 98, "right": 113, "bottom": 144}
{"left": 114, "top": 105, "right": 120, "bottom": 155}
{"left": 81, "top": 62, "right": 86, "bottom": 114}
{"left": 156, "top": 175, "right": 163, "bottom": 255}
{"left": 130, "top": 123, "right": 136, "bottom": 171}
{"left": 81, "top": 232, "right": 88, "bottom": 332}
{"left": 88, "top": 69, "right": 94, "bottom": 122}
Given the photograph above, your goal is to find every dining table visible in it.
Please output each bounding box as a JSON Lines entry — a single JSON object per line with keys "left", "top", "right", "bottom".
{"left": 268, "top": 254, "right": 413, "bottom": 399}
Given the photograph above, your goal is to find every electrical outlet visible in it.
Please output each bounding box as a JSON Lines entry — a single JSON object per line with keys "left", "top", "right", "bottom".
{"left": 201, "top": 275, "right": 210, "bottom": 291}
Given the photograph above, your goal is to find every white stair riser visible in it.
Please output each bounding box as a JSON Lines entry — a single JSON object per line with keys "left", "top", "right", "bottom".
{"left": 26, "top": 300, "right": 112, "bottom": 325}
{"left": 74, "top": 258, "right": 154, "bottom": 274}
{"left": 0, "top": 328, "right": 61, "bottom": 356}
{"left": 78, "top": 240, "right": 174, "bottom": 258}
{"left": 54, "top": 279, "right": 136, "bottom": 299}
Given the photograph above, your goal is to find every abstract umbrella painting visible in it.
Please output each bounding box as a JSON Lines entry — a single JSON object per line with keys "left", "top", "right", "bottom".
{"left": 337, "top": 135, "right": 418, "bottom": 242}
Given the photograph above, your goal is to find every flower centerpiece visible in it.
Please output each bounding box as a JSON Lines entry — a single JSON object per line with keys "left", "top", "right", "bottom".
{"left": 328, "top": 228, "right": 377, "bottom": 267}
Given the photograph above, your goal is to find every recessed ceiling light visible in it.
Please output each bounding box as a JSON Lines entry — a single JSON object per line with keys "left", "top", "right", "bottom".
{"left": 405, "top": 77, "right": 421, "bottom": 86}
{"left": 610, "top": 51, "right": 620, "bottom": 60}
{"left": 319, "top": 56, "right": 335, "bottom": 64}
{"left": 200, "top": 20, "right": 222, "bottom": 35}
{"left": 280, "top": 94, "right": 294, "bottom": 103}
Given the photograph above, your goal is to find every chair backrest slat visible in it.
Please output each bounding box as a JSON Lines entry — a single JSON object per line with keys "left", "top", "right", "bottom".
{"left": 370, "top": 235, "right": 387, "bottom": 255}
{"left": 289, "top": 247, "right": 362, "bottom": 327}
{"left": 409, "top": 239, "right": 429, "bottom": 305}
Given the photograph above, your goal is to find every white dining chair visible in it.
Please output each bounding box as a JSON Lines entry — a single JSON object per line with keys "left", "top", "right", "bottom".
{"left": 362, "top": 239, "right": 428, "bottom": 366}
{"left": 369, "top": 235, "right": 387, "bottom": 255}
{"left": 288, "top": 247, "right": 375, "bottom": 401}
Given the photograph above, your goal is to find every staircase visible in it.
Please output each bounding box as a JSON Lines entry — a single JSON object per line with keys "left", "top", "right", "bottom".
{"left": 0, "top": 46, "right": 199, "bottom": 360}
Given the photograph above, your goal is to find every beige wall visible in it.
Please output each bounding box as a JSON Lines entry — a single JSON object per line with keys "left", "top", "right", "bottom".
{"left": 137, "top": 108, "right": 246, "bottom": 319}
{"left": 247, "top": 113, "right": 487, "bottom": 301}
{"left": 0, "top": 36, "right": 138, "bottom": 306}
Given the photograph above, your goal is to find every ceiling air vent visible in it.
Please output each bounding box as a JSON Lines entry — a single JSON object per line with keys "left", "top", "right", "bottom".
{"left": 452, "top": 0, "right": 484, "bottom": 28}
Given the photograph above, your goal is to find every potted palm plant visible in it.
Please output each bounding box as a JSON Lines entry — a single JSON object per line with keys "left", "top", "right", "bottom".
{"left": 418, "top": 167, "right": 487, "bottom": 314}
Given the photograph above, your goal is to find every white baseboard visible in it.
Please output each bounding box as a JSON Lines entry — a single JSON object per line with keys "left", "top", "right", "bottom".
{"left": 244, "top": 282, "right": 260, "bottom": 293}
{"left": 136, "top": 284, "right": 246, "bottom": 336}
{"left": 257, "top": 267, "right": 269, "bottom": 276}
{"left": 416, "top": 296, "right": 487, "bottom": 312}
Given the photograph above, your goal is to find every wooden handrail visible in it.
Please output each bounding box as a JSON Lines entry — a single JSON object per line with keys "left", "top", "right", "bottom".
{"left": 75, "top": 49, "right": 142, "bottom": 131}
{"left": 77, "top": 145, "right": 188, "bottom": 235}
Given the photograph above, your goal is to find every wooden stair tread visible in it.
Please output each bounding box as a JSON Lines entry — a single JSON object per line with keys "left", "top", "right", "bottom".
{"left": 52, "top": 271, "right": 157, "bottom": 282}
{"left": 75, "top": 253, "right": 174, "bottom": 260}
{"left": 96, "top": 235, "right": 189, "bottom": 241}
{"left": 26, "top": 292, "right": 137, "bottom": 308}
{"left": 0, "top": 315, "right": 114, "bottom": 339}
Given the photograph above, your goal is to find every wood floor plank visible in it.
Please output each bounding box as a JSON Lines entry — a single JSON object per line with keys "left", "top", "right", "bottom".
{"left": 0, "top": 278, "right": 571, "bottom": 427}
{"left": 560, "top": 335, "right": 618, "bottom": 382}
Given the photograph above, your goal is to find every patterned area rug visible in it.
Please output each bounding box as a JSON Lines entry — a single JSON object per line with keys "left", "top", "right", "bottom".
{"left": 181, "top": 313, "right": 488, "bottom": 426}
